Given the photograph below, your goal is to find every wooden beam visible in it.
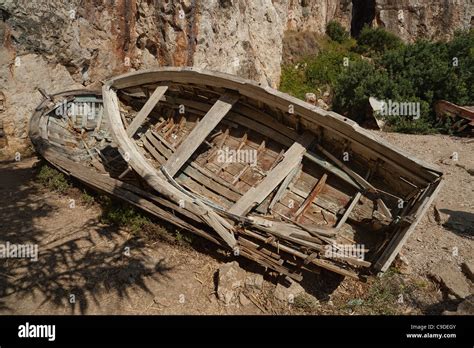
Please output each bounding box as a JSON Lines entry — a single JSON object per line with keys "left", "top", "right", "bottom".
{"left": 126, "top": 86, "right": 168, "bottom": 137}
{"left": 229, "top": 131, "right": 314, "bottom": 216}
{"left": 335, "top": 192, "right": 362, "bottom": 229}
{"left": 268, "top": 163, "right": 301, "bottom": 212}
{"left": 163, "top": 93, "right": 239, "bottom": 176}
{"left": 294, "top": 173, "right": 328, "bottom": 222}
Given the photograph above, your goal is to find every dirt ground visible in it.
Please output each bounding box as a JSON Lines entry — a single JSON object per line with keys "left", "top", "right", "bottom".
{"left": 0, "top": 132, "right": 472, "bottom": 315}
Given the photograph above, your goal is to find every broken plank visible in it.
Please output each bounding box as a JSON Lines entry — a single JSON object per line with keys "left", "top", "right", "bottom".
{"left": 268, "top": 163, "right": 301, "bottom": 212}
{"left": 335, "top": 192, "right": 362, "bottom": 230}
{"left": 294, "top": 173, "right": 328, "bottom": 221}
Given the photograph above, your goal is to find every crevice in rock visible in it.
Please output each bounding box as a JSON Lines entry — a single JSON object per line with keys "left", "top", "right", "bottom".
{"left": 351, "top": 0, "right": 376, "bottom": 37}
{"left": 0, "top": 9, "right": 10, "bottom": 22}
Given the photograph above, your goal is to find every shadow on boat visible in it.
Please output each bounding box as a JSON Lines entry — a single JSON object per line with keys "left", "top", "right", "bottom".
{"left": 0, "top": 160, "right": 173, "bottom": 314}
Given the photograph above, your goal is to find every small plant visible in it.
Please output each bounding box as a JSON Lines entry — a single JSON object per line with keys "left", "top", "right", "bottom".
{"left": 100, "top": 198, "right": 150, "bottom": 234}
{"left": 81, "top": 190, "right": 95, "bottom": 206}
{"left": 279, "top": 64, "right": 312, "bottom": 100}
{"left": 293, "top": 294, "right": 320, "bottom": 313}
{"left": 36, "top": 165, "right": 71, "bottom": 193}
{"left": 326, "top": 21, "right": 349, "bottom": 43}
{"left": 175, "top": 231, "right": 193, "bottom": 246}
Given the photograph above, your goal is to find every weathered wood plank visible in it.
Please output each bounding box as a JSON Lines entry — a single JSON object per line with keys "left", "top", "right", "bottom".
{"left": 268, "top": 164, "right": 301, "bottom": 212}
{"left": 335, "top": 192, "right": 362, "bottom": 230}
{"left": 229, "top": 131, "right": 314, "bottom": 216}
{"left": 163, "top": 93, "right": 239, "bottom": 176}
{"left": 126, "top": 86, "right": 168, "bottom": 137}
{"left": 294, "top": 173, "right": 328, "bottom": 221}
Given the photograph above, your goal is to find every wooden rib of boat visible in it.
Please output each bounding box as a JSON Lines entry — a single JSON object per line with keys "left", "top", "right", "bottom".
{"left": 101, "top": 67, "right": 444, "bottom": 279}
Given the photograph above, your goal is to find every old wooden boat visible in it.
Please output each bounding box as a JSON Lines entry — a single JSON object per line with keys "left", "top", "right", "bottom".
{"left": 28, "top": 90, "right": 229, "bottom": 251}
{"left": 102, "top": 68, "right": 444, "bottom": 280}
{"left": 435, "top": 100, "right": 474, "bottom": 137}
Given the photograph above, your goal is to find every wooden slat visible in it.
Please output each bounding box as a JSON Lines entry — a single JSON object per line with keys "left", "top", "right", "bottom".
{"left": 163, "top": 93, "right": 239, "bottom": 176}
{"left": 268, "top": 164, "right": 301, "bottom": 211}
{"left": 229, "top": 131, "right": 314, "bottom": 216}
{"left": 126, "top": 86, "right": 168, "bottom": 137}
{"left": 294, "top": 173, "right": 328, "bottom": 221}
{"left": 143, "top": 129, "right": 241, "bottom": 202}
{"left": 335, "top": 192, "right": 362, "bottom": 229}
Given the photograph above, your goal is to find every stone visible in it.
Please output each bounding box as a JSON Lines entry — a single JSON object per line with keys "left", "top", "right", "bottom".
{"left": 273, "top": 279, "right": 305, "bottom": 302}
{"left": 239, "top": 293, "right": 251, "bottom": 306}
{"left": 462, "top": 260, "right": 474, "bottom": 282}
{"left": 245, "top": 273, "right": 264, "bottom": 290}
{"left": 217, "top": 261, "right": 246, "bottom": 305}
{"left": 316, "top": 98, "right": 329, "bottom": 110}
{"left": 394, "top": 253, "right": 412, "bottom": 275}
{"left": 305, "top": 93, "right": 317, "bottom": 105}
{"left": 430, "top": 261, "right": 471, "bottom": 299}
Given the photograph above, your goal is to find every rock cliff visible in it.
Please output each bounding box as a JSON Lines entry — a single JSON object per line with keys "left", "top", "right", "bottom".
{"left": 0, "top": 0, "right": 472, "bottom": 154}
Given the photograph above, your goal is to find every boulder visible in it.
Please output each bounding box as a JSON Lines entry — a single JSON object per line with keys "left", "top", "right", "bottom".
{"left": 217, "top": 261, "right": 246, "bottom": 305}
{"left": 316, "top": 98, "right": 329, "bottom": 110}
{"left": 239, "top": 293, "right": 251, "bottom": 307}
{"left": 273, "top": 279, "right": 305, "bottom": 302}
{"left": 430, "top": 261, "right": 471, "bottom": 299}
{"left": 245, "top": 273, "right": 264, "bottom": 290}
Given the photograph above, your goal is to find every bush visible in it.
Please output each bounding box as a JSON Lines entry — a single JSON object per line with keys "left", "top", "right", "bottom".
{"left": 280, "top": 38, "right": 359, "bottom": 99}
{"left": 355, "top": 26, "right": 403, "bottom": 56}
{"left": 333, "top": 60, "right": 399, "bottom": 123}
{"left": 279, "top": 64, "right": 312, "bottom": 100}
{"left": 280, "top": 28, "right": 474, "bottom": 134}
{"left": 305, "top": 49, "right": 360, "bottom": 87}
{"left": 326, "top": 21, "right": 349, "bottom": 43}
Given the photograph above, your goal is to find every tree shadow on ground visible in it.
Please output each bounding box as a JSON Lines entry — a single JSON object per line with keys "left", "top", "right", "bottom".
{"left": 421, "top": 296, "right": 463, "bottom": 315}
{"left": 0, "top": 159, "right": 173, "bottom": 314}
{"left": 439, "top": 208, "right": 474, "bottom": 239}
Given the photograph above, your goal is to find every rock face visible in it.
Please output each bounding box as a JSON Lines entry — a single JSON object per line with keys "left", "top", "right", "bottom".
{"left": 375, "top": 0, "right": 474, "bottom": 43}
{"left": 0, "top": 0, "right": 472, "bottom": 154}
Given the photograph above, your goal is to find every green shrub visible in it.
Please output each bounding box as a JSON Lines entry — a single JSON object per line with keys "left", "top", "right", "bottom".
{"left": 333, "top": 60, "right": 399, "bottom": 123}
{"left": 305, "top": 49, "right": 360, "bottom": 87}
{"left": 280, "top": 38, "right": 359, "bottom": 99}
{"left": 326, "top": 21, "right": 349, "bottom": 43}
{"left": 293, "top": 294, "right": 320, "bottom": 313}
{"left": 355, "top": 26, "right": 403, "bottom": 56}
{"left": 36, "top": 165, "right": 71, "bottom": 193}
{"left": 280, "top": 28, "right": 474, "bottom": 134}
{"left": 279, "top": 64, "right": 312, "bottom": 100}
{"left": 100, "top": 197, "right": 150, "bottom": 234}
{"left": 81, "top": 190, "right": 95, "bottom": 206}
